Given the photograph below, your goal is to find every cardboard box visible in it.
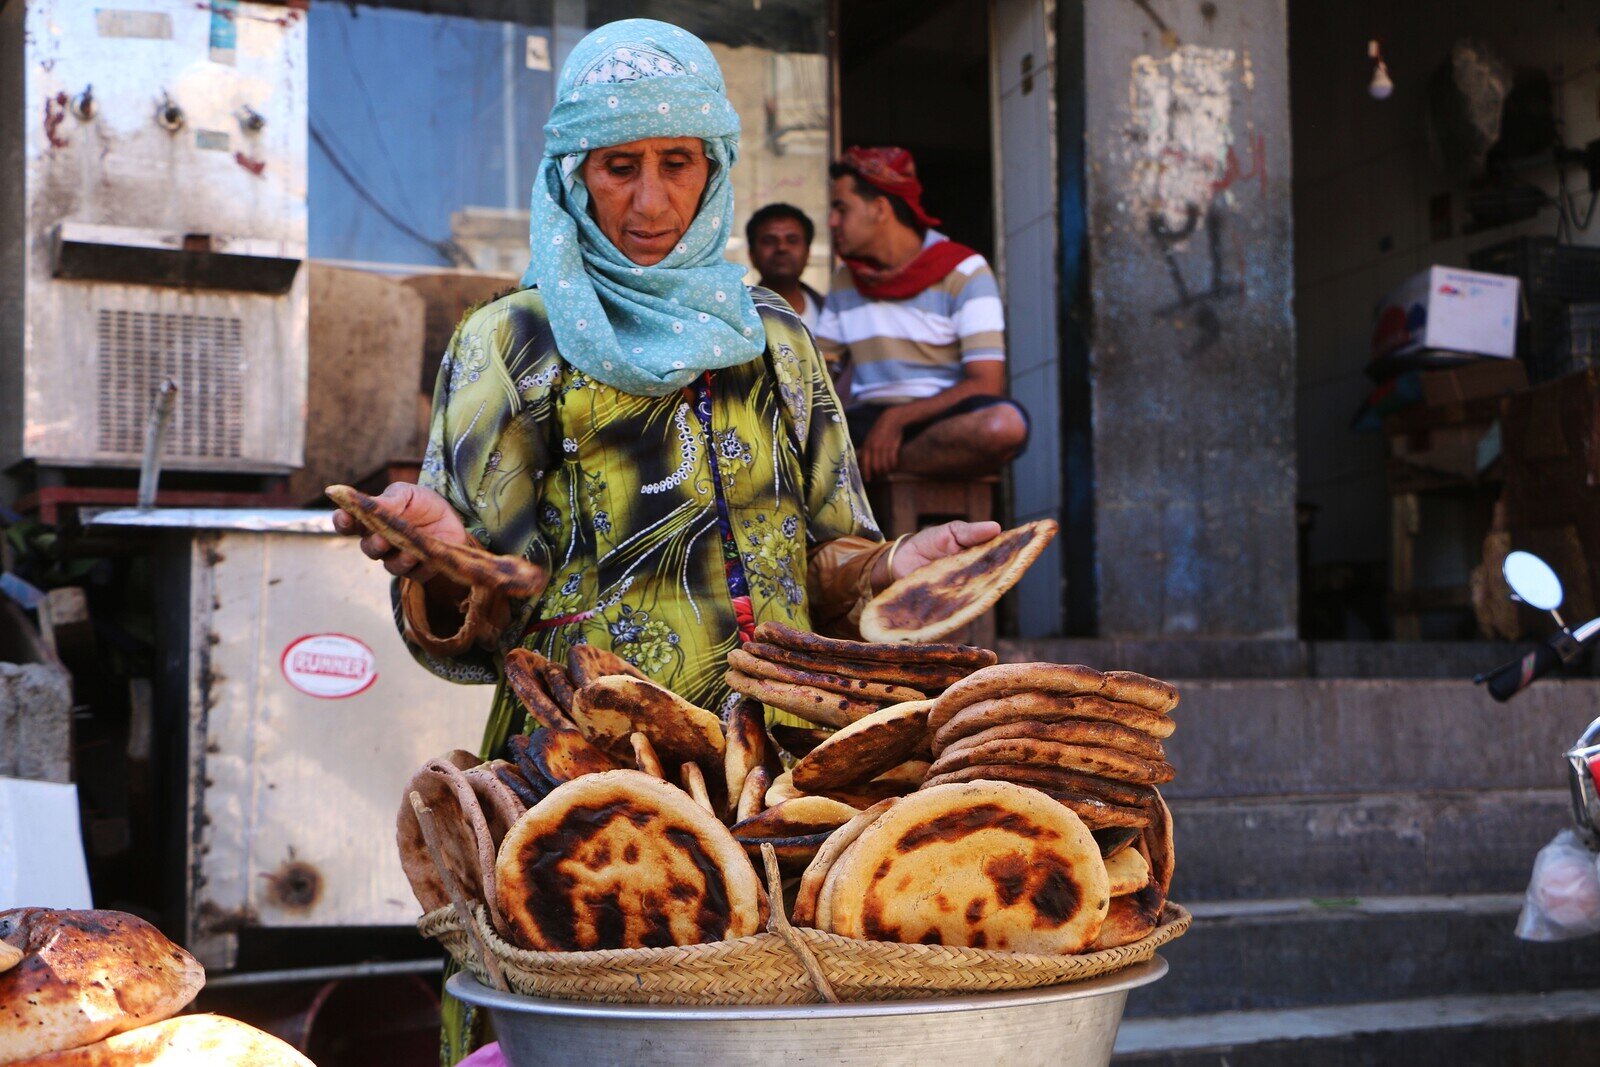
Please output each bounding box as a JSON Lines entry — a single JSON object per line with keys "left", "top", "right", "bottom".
{"left": 1419, "top": 359, "right": 1528, "bottom": 406}
{"left": 1372, "top": 266, "right": 1522, "bottom": 361}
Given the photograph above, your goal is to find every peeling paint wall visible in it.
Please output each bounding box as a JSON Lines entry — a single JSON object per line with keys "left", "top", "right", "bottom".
{"left": 1082, "top": 0, "right": 1297, "bottom": 637}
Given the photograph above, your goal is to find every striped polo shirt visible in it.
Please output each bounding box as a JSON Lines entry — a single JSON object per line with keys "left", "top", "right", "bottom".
{"left": 813, "top": 232, "right": 1006, "bottom": 406}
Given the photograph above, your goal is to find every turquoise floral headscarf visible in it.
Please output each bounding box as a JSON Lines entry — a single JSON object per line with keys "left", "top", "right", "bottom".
{"left": 520, "top": 20, "right": 767, "bottom": 397}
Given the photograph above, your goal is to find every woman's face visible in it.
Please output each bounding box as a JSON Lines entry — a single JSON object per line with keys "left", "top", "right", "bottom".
{"left": 583, "top": 137, "right": 710, "bottom": 266}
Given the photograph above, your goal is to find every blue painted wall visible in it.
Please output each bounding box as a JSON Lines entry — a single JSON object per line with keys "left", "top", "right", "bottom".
{"left": 308, "top": 4, "right": 553, "bottom": 267}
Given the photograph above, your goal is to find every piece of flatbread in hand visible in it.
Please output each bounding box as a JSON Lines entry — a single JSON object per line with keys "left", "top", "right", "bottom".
{"left": 860, "top": 519, "right": 1058, "bottom": 644}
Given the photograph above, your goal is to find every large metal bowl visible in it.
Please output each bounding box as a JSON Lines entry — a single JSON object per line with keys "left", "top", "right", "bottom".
{"left": 449, "top": 955, "right": 1168, "bottom": 1067}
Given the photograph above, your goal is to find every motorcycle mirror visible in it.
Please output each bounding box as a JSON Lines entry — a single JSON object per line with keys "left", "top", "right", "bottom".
{"left": 1504, "top": 551, "right": 1564, "bottom": 612}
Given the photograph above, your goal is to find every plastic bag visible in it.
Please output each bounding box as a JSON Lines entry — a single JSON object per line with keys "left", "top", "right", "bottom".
{"left": 1515, "top": 829, "right": 1600, "bottom": 941}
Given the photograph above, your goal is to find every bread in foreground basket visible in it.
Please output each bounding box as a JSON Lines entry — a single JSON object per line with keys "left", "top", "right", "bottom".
{"left": 495, "top": 770, "right": 764, "bottom": 951}
{"left": 818, "top": 780, "right": 1111, "bottom": 954}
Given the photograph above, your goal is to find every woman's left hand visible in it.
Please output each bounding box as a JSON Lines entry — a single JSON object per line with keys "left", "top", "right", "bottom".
{"left": 871, "top": 520, "right": 1003, "bottom": 591}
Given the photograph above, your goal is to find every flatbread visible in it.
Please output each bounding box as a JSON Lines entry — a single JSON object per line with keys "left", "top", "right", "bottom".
{"left": 792, "top": 700, "right": 933, "bottom": 791}
{"left": 929, "top": 663, "right": 1179, "bottom": 735}
{"left": 1033, "top": 790, "right": 1152, "bottom": 830}
{"left": 570, "top": 676, "right": 725, "bottom": 765}
{"left": 723, "top": 669, "right": 878, "bottom": 728}
{"left": 328, "top": 485, "right": 545, "bottom": 597}
{"left": 1146, "top": 791, "right": 1175, "bottom": 897}
{"left": 396, "top": 758, "right": 497, "bottom": 917}
{"left": 496, "top": 770, "right": 763, "bottom": 950}
{"left": 737, "top": 832, "right": 834, "bottom": 876}
{"left": 1105, "top": 844, "right": 1151, "bottom": 895}
{"left": 1089, "top": 886, "right": 1163, "bottom": 950}
{"left": 492, "top": 761, "right": 548, "bottom": 808}
{"left": 629, "top": 732, "right": 666, "bottom": 779}
{"left": 504, "top": 734, "right": 559, "bottom": 797}
{"left": 823, "top": 781, "right": 1110, "bottom": 952}
{"left": 927, "top": 738, "right": 1175, "bottom": 786}
{"left": 730, "top": 796, "right": 861, "bottom": 839}
{"left": 792, "top": 799, "right": 896, "bottom": 927}
{"left": 937, "top": 719, "right": 1166, "bottom": 764}
{"left": 933, "top": 693, "right": 1176, "bottom": 752}
{"left": 464, "top": 762, "right": 529, "bottom": 850}
{"left": 1094, "top": 827, "right": 1142, "bottom": 859}
{"left": 567, "top": 644, "right": 650, "bottom": 687}
{"left": 728, "top": 648, "right": 926, "bottom": 704}
{"left": 860, "top": 520, "right": 1057, "bottom": 644}
{"left": 17, "top": 1014, "right": 314, "bottom": 1067}
{"left": 530, "top": 725, "right": 621, "bottom": 784}
{"left": 770, "top": 724, "right": 833, "bottom": 758}
{"left": 504, "top": 650, "right": 577, "bottom": 734}
{"left": 752, "top": 621, "right": 997, "bottom": 668}
{"left": 0, "top": 942, "right": 20, "bottom": 973}
{"left": 0, "top": 909, "right": 206, "bottom": 1063}
{"left": 742, "top": 642, "right": 973, "bottom": 692}
{"left": 722, "top": 694, "right": 767, "bottom": 809}
{"left": 736, "top": 766, "right": 771, "bottom": 822}
{"left": 920, "top": 763, "right": 1158, "bottom": 810}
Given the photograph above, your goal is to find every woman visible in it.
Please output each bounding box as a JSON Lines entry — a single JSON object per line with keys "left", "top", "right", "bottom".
{"left": 335, "top": 21, "right": 998, "bottom": 1061}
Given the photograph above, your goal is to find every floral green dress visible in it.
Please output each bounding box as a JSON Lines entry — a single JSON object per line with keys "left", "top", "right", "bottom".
{"left": 400, "top": 283, "right": 880, "bottom": 750}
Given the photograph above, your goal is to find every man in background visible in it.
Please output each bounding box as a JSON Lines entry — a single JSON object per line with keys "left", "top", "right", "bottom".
{"left": 747, "top": 203, "right": 825, "bottom": 334}
{"left": 814, "top": 146, "right": 1028, "bottom": 482}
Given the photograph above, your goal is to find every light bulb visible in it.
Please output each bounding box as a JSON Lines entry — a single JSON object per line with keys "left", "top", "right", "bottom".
{"left": 1370, "top": 60, "right": 1394, "bottom": 99}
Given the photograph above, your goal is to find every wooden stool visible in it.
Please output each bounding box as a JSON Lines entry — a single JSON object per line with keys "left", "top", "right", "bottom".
{"left": 868, "top": 474, "right": 1000, "bottom": 649}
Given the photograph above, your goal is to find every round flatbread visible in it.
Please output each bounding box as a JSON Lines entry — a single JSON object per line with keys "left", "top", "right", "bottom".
{"left": 927, "top": 738, "right": 1175, "bottom": 786}
{"left": 396, "top": 757, "right": 497, "bottom": 918}
{"left": 1105, "top": 844, "right": 1151, "bottom": 896}
{"left": 730, "top": 796, "right": 861, "bottom": 839}
{"left": 934, "top": 693, "right": 1176, "bottom": 752}
{"left": 1089, "top": 886, "right": 1164, "bottom": 951}
{"left": 567, "top": 644, "right": 650, "bottom": 687}
{"left": 16, "top": 1014, "right": 315, "bottom": 1066}
{"left": 823, "top": 781, "right": 1110, "bottom": 952}
{"left": 496, "top": 770, "right": 763, "bottom": 950}
{"left": 737, "top": 831, "right": 834, "bottom": 876}
{"left": 0, "top": 909, "right": 206, "bottom": 1063}
{"left": 570, "top": 676, "right": 726, "bottom": 765}
{"left": 770, "top": 724, "right": 833, "bottom": 758}
{"left": 792, "top": 700, "right": 933, "bottom": 792}
{"left": 721, "top": 694, "right": 767, "bottom": 810}
{"left": 938, "top": 718, "right": 1166, "bottom": 764}
{"left": 929, "top": 663, "right": 1179, "bottom": 735}
{"left": 464, "top": 762, "right": 529, "bottom": 850}
{"left": 729, "top": 647, "right": 926, "bottom": 704}
{"left": 793, "top": 799, "right": 896, "bottom": 927}
{"left": 742, "top": 642, "right": 973, "bottom": 692}
{"left": 1033, "top": 790, "right": 1152, "bottom": 830}
{"left": 723, "top": 669, "right": 879, "bottom": 728}
{"left": 919, "top": 764, "right": 1157, "bottom": 810}
{"left": 860, "top": 519, "right": 1058, "bottom": 644}
{"left": 504, "top": 650, "right": 578, "bottom": 734}
{"left": 530, "top": 725, "right": 621, "bottom": 784}
{"left": 752, "top": 621, "right": 997, "bottom": 668}
{"left": 1146, "top": 791, "right": 1175, "bottom": 897}
{"left": 736, "top": 766, "right": 771, "bottom": 823}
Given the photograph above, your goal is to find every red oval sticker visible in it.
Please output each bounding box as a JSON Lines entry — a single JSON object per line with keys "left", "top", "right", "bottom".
{"left": 281, "top": 633, "right": 378, "bottom": 699}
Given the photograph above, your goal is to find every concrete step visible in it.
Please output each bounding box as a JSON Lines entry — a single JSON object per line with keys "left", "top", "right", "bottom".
{"left": 1127, "top": 895, "right": 1600, "bottom": 1017}
{"left": 1159, "top": 679, "right": 1599, "bottom": 799}
{"left": 1170, "top": 789, "right": 1566, "bottom": 900}
{"left": 1114, "top": 989, "right": 1600, "bottom": 1066}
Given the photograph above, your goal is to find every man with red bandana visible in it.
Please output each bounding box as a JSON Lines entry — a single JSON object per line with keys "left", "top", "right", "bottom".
{"left": 814, "top": 146, "right": 1029, "bottom": 481}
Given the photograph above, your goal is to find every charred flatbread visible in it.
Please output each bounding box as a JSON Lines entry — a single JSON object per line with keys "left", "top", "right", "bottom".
{"left": 793, "top": 799, "right": 896, "bottom": 928}
{"left": 396, "top": 758, "right": 497, "bottom": 918}
{"left": 920, "top": 763, "right": 1157, "bottom": 810}
{"left": 529, "top": 725, "right": 621, "bottom": 784}
{"left": 0, "top": 909, "right": 206, "bottom": 1063}
{"left": 492, "top": 761, "right": 548, "bottom": 808}
{"left": 770, "top": 724, "right": 833, "bottom": 758}
{"left": 938, "top": 719, "right": 1166, "bottom": 764}
{"left": 728, "top": 647, "right": 926, "bottom": 704}
{"left": 1105, "top": 844, "right": 1151, "bottom": 895}
{"left": 328, "top": 485, "right": 545, "bottom": 597}
{"left": 722, "top": 694, "right": 767, "bottom": 809}
{"left": 792, "top": 700, "right": 932, "bottom": 791}
{"left": 567, "top": 644, "right": 649, "bottom": 687}
{"left": 929, "top": 663, "right": 1179, "bottom": 735}
{"left": 927, "top": 738, "right": 1175, "bottom": 785}
{"left": 859, "top": 520, "right": 1057, "bottom": 644}
{"left": 630, "top": 732, "right": 666, "bottom": 779}
{"left": 933, "top": 693, "right": 1176, "bottom": 753}
{"left": 737, "top": 832, "right": 834, "bottom": 876}
{"left": 1089, "top": 886, "right": 1163, "bottom": 950}
{"left": 736, "top": 766, "right": 771, "bottom": 822}
{"left": 724, "top": 669, "right": 878, "bottom": 728}
{"left": 496, "top": 770, "right": 763, "bottom": 950}
{"left": 823, "top": 781, "right": 1110, "bottom": 952}
{"left": 16, "top": 1014, "right": 315, "bottom": 1067}
{"left": 730, "top": 796, "right": 861, "bottom": 839}
{"left": 742, "top": 642, "right": 973, "bottom": 692}
{"left": 752, "top": 621, "right": 996, "bottom": 668}
{"left": 570, "top": 676, "right": 726, "bottom": 766}
{"left": 504, "top": 650, "right": 577, "bottom": 734}
{"left": 1146, "top": 791, "right": 1175, "bottom": 897}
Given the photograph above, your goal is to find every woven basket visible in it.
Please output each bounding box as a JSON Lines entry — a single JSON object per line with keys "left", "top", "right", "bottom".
{"left": 419, "top": 900, "right": 1190, "bottom": 1005}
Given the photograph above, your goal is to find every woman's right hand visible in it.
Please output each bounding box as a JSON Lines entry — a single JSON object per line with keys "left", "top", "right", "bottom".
{"left": 331, "top": 482, "right": 469, "bottom": 583}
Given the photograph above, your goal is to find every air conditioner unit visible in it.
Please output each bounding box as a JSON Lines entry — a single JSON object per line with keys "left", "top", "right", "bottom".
{"left": 0, "top": 1, "right": 308, "bottom": 478}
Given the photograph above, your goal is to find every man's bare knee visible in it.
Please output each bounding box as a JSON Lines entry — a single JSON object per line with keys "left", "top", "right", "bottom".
{"left": 979, "top": 405, "right": 1028, "bottom": 455}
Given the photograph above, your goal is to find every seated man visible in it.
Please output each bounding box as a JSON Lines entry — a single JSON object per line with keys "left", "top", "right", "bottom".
{"left": 746, "top": 202, "right": 825, "bottom": 333}
{"left": 814, "top": 146, "right": 1028, "bottom": 481}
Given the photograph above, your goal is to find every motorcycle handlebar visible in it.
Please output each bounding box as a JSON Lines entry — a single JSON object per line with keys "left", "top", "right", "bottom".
{"left": 1478, "top": 640, "right": 1565, "bottom": 702}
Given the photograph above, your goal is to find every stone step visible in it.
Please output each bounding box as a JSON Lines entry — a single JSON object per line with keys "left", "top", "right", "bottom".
{"left": 1157, "top": 679, "right": 1599, "bottom": 799}
{"left": 1169, "top": 789, "right": 1566, "bottom": 900}
{"left": 1126, "top": 895, "right": 1600, "bottom": 1018}
{"left": 1114, "top": 989, "right": 1600, "bottom": 1066}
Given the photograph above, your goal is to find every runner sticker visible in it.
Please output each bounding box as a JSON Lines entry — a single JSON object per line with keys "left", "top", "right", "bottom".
{"left": 281, "top": 634, "right": 377, "bottom": 699}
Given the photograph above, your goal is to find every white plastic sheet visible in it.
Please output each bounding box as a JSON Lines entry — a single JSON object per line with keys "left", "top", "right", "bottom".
{"left": 0, "top": 776, "right": 92, "bottom": 909}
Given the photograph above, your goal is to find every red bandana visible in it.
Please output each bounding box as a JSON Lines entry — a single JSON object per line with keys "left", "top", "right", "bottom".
{"left": 838, "top": 146, "right": 974, "bottom": 300}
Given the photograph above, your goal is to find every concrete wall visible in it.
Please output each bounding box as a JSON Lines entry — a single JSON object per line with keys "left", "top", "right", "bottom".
{"left": 1081, "top": 0, "right": 1298, "bottom": 637}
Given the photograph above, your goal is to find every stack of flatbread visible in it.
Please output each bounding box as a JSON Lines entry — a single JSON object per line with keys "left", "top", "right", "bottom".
{"left": 725, "top": 622, "right": 995, "bottom": 732}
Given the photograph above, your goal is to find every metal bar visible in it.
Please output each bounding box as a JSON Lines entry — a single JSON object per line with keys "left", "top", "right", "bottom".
{"left": 502, "top": 21, "right": 518, "bottom": 210}
{"left": 136, "top": 379, "right": 179, "bottom": 510}
{"left": 205, "top": 957, "right": 443, "bottom": 989}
